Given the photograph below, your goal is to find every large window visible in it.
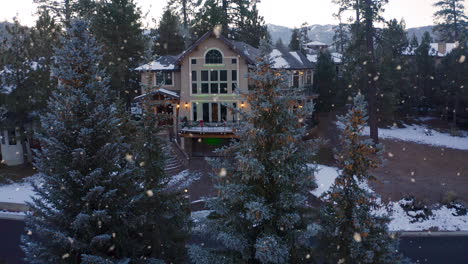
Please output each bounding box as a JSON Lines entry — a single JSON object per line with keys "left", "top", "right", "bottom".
{"left": 292, "top": 71, "right": 300, "bottom": 88}
{"left": 192, "top": 103, "right": 197, "bottom": 121}
{"left": 196, "top": 102, "right": 234, "bottom": 122}
{"left": 155, "top": 71, "right": 173, "bottom": 86}
{"left": 205, "top": 49, "right": 223, "bottom": 64}
{"left": 195, "top": 70, "right": 230, "bottom": 94}
{"left": 305, "top": 70, "right": 312, "bottom": 85}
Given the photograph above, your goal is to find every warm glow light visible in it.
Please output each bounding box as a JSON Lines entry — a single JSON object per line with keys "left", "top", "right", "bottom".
{"left": 299, "top": 105, "right": 303, "bottom": 108}
{"left": 240, "top": 101, "right": 245, "bottom": 108}
{"left": 176, "top": 104, "right": 180, "bottom": 108}
{"left": 184, "top": 102, "right": 189, "bottom": 108}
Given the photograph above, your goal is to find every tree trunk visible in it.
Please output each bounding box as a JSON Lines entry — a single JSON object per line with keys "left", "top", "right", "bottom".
{"left": 364, "top": 0, "right": 379, "bottom": 144}
{"left": 452, "top": 94, "right": 459, "bottom": 128}
{"left": 182, "top": 0, "right": 188, "bottom": 31}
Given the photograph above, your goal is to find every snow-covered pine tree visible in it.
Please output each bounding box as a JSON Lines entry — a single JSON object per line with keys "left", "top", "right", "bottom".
{"left": 189, "top": 40, "right": 318, "bottom": 264}
{"left": 318, "top": 94, "right": 408, "bottom": 264}
{"left": 129, "top": 90, "right": 192, "bottom": 263}
{"left": 21, "top": 20, "right": 175, "bottom": 263}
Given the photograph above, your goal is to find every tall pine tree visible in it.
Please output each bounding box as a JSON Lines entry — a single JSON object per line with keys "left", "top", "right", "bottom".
{"left": 289, "top": 28, "right": 300, "bottom": 51}
{"left": 375, "top": 19, "right": 409, "bottom": 124}
{"left": 433, "top": 0, "right": 467, "bottom": 42}
{"left": 318, "top": 94, "right": 408, "bottom": 264}
{"left": 154, "top": 7, "right": 186, "bottom": 56}
{"left": 89, "top": 0, "right": 146, "bottom": 103}
{"left": 189, "top": 41, "right": 318, "bottom": 264}
{"left": 21, "top": 20, "right": 188, "bottom": 263}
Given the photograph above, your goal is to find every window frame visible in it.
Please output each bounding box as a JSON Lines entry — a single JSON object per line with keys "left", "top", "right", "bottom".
{"left": 204, "top": 49, "right": 224, "bottom": 65}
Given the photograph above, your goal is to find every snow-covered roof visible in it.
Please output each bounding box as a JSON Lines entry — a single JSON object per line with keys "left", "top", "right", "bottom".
{"left": 134, "top": 88, "right": 180, "bottom": 101}
{"left": 306, "top": 52, "right": 342, "bottom": 64}
{"left": 304, "top": 41, "right": 328, "bottom": 46}
{"left": 135, "top": 55, "right": 180, "bottom": 71}
{"left": 269, "top": 48, "right": 314, "bottom": 69}
{"left": 331, "top": 52, "right": 343, "bottom": 64}
{"left": 403, "top": 43, "right": 458, "bottom": 57}
{"left": 270, "top": 49, "right": 290, "bottom": 68}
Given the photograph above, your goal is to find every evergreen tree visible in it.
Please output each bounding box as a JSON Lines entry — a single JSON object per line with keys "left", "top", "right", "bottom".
{"left": 334, "top": 0, "right": 387, "bottom": 143}
{"left": 275, "top": 38, "right": 285, "bottom": 48}
{"left": 0, "top": 17, "right": 35, "bottom": 124}
{"left": 191, "top": 0, "right": 225, "bottom": 39}
{"left": 289, "top": 28, "right": 300, "bottom": 51}
{"left": 408, "top": 33, "right": 419, "bottom": 50}
{"left": 154, "top": 7, "right": 186, "bottom": 56}
{"left": 375, "top": 19, "right": 408, "bottom": 124}
{"left": 189, "top": 41, "right": 318, "bottom": 264}
{"left": 21, "top": 20, "right": 187, "bottom": 263}
{"left": 89, "top": 0, "right": 145, "bottom": 103}
{"left": 414, "top": 31, "right": 436, "bottom": 112}
{"left": 168, "top": 0, "right": 198, "bottom": 38}
{"left": 437, "top": 43, "right": 468, "bottom": 128}
{"left": 234, "top": 2, "right": 269, "bottom": 48}
{"left": 28, "top": 8, "right": 62, "bottom": 113}
{"left": 318, "top": 94, "right": 408, "bottom": 264}
{"left": 33, "top": 0, "right": 92, "bottom": 27}
{"left": 314, "top": 51, "right": 337, "bottom": 113}
{"left": 433, "top": 0, "right": 467, "bottom": 42}
{"left": 299, "top": 22, "right": 310, "bottom": 53}
{"left": 130, "top": 92, "right": 192, "bottom": 262}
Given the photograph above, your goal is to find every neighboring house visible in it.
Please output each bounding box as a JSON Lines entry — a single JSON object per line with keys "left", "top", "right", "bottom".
{"left": 303, "top": 41, "right": 330, "bottom": 53}
{"left": 0, "top": 112, "right": 33, "bottom": 166}
{"left": 403, "top": 42, "right": 458, "bottom": 64}
{"left": 135, "top": 31, "right": 317, "bottom": 156}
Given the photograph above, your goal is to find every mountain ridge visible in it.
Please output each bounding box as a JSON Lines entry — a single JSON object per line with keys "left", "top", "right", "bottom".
{"left": 268, "top": 23, "right": 436, "bottom": 47}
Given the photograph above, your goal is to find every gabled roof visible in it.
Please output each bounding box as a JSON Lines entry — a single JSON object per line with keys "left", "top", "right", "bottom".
{"left": 135, "top": 31, "right": 315, "bottom": 72}
{"left": 269, "top": 47, "right": 314, "bottom": 70}
{"left": 135, "top": 55, "right": 181, "bottom": 71}
{"left": 134, "top": 88, "right": 180, "bottom": 101}
{"left": 174, "top": 31, "right": 257, "bottom": 65}
{"left": 304, "top": 41, "right": 328, "bottom": 46}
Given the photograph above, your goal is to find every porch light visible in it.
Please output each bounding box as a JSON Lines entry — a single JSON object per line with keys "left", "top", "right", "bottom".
{"left": 176, "top": 104, "right": 180, "bottom": 108}
{"left": 240, "top": 101, "right": 245, "bottom": 108}
{"left": 184, "top": 102, "right": 189, "bottom": 108}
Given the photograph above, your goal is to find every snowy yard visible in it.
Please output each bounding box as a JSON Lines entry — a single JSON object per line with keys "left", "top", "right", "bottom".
{"left": 0, "top": 175, "right": 39, "bottom": 204}
{"left": 312, "top": 164, "right": 468, "bottom": 231}
{"left": 336, "top": 122, "right": 468, "bottom": 150}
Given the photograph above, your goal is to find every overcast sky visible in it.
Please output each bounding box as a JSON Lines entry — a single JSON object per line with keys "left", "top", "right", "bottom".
{"left": 1, "top": 0, "right": 467, "bottom": 28}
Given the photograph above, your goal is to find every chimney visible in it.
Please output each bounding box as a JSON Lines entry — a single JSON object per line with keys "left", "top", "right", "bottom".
{"left": 438, "top": 43, "right": 447, "bottom": 55}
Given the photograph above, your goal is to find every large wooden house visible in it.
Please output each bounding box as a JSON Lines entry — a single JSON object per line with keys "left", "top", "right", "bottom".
{"left": 135, "top": 31, "right": 317, "bottom": 156}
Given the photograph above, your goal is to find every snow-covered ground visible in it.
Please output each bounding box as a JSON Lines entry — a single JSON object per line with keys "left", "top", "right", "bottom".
{"left": 312, "top": 164, "right": 468, "bottom": 231}
{"left": 0, "top": 169, "right": 197, "bottom": 205}
{"left": 0, "top": 175, "right": 39, "bottom": 204}
{"left": 336, "top": 122, "right": 468, "bottom": 150}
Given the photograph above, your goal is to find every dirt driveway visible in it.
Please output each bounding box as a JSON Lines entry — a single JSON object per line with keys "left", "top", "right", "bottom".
{"left": 371, "top": 139, "right": 468, "bottom": 205}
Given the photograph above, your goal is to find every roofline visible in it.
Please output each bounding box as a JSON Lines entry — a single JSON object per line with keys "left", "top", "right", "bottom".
{"left": 174, "top": 31, "right": 257, "bottom": 65}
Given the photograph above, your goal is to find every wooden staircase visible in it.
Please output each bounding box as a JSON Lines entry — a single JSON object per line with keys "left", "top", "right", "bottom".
{"left": 163, "top": 141, "right": 188, "bottom": 176}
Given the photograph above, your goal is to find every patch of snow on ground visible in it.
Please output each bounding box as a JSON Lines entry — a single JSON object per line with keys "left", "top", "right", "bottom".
{"left": 167, "top": 169, "right": 200, "bottom": 190}
{"left": 311, "top": 164, "right": 468, "bottom": 231}
{"left": 0, "top": 175, "right": 39, "bottom": 204}
{"left": 310, "top": 164, "right": 339, "bottom": 197}
{"left": 336, "top": 122, "right": 468, "bottom": 150}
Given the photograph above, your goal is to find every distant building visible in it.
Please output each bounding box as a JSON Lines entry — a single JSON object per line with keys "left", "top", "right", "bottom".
{"left": 135, "top": 31, "right": 317, "bottom": 156}
{"left": 403, "top": 42, "right": 459, "bottom": 64}
{"left": 303, "top": 41, "right": 330, "bottom": 53}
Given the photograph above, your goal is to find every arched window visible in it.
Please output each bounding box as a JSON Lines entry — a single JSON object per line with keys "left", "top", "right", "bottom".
{"left": 205, "top": 49, "right": 223, "bottom": 64}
